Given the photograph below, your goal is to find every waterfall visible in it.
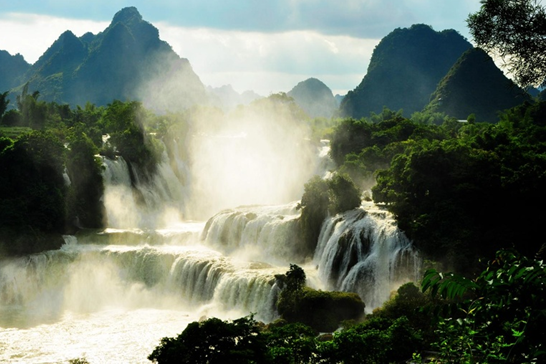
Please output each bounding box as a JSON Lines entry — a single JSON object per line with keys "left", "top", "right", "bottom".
{"left": 101, "top": 143, "right": 189, "bottom": 229}
{"left": 0, "top": 234, "right": 282, "bottom": 325}
{"left": 314, "top": 202, "right": 421, "bottom": 311}
{"left": 0, "top": 131, "right": 421, "bottom": 362}
{"left": 201, "top": 203, "right": 305, "bottom": 265}
{"left": 317, "top": 139, "right": 335, "bottom": 179}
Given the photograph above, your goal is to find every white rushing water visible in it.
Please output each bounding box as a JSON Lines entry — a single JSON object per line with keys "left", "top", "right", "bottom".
{"left": 314, "top": 201, "right": 421, "bottom": 310}
{"left": 0, "top": 137, "right": 420, "bottom": 363}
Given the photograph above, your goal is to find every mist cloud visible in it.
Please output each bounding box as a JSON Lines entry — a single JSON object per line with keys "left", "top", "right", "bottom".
{"left": 2, "top": 0, "right": 479, "bottom": 39}
{"left": 155, "top": 25, "right": 378, "bottom": 95}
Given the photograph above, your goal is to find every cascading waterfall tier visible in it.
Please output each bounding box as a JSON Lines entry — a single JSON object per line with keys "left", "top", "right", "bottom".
{"left": 0, "top": 232, "right": 282, "bottom": 327}
{"left": 101, "top": 142, "right": 189, "bottom": 229}
{"left": 201, "top": 202, "right": 306, "bottom": 265}
{"left": 314, "top": 202, "right": 421, "bottom": 311}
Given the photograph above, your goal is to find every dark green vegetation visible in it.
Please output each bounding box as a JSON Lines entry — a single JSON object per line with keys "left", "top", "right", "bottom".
{"left": 2, "top": 7, "right": 206, "bottom": 109}
{"left": 276, "top": 264, "right": 365, "bottom": 332}
{"left": 422, "top": 249, "right": 546, "bottom": 363}
{"left": 340, "top": 24, "right": 472, "bottom": 118}
{"left": 0, "top": 93, "right": 169, "bottom": 256}
{"left": 149, "top": 314, "right": 422, "bottom": 364}
{"left": 328, "top": 101, "right": 546, "bottom": 272}
{"left": 298, "top": 173, "right": 361, "bottom": 255}
{"left": 468, "top": 0, "right": 546, "bottom": 88}
{"left": 425, "top": 48, "right": 530, "bottom": 121}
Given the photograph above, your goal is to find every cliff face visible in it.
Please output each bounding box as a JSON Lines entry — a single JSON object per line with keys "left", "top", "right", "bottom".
{"left": 426, "top": 48, "right": 530, "bottom": 122}
{"left": 8, "top": 7, "right": 207, "bottom": 109}
{"left": 340, "top": 24, "right": 472, "bottom": 118}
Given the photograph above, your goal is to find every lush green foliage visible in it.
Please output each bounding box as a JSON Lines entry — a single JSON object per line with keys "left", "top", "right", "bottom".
{"left": 263, "top": 321, "right": 317, "bottom": 364}
{"left": 368, "top": 101, "right": 546, "bottom": 271}
{"left": 0, "top": 87, "right": 177, "bottom": 255}
{"left": 149, "top": 313, "right": 419, "bottom": 364}
{"left": 99, "top": 100, "right": 161, "bottom": 175}
{"left": 299, "top": 173, "right": 361, "bottom": 255}
{"left": 0, "top": 131, "right": 66, "bottom": 233}
{"left": 0, "top": 130, "right": 68, "bottom": 255}
{"left": 422, "top": 250, "right": 546, "bottom": 363}
{"left": 276, "top": 265, "right": 365, "bottom": 332}
{"left": 468, "top": 0, "right": 546, "bottom": 88}
{"left": 329, "top": 109, "right": 452, "bottom": 187}
{"left": 319, "top": 316, "right": 423, "bottom": 364}
{"left": 299, "top": 176, "right": 330, "bottom": 255}
{"left": 425, "top": 47, "right": 530, "bottom": 122}
{"left": 148, "top": 316, "right": 269, "bottom": 364}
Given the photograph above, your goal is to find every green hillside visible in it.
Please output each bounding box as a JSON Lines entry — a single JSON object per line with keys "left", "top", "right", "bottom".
{"left": 425, "top": 48, "right": 530, "bottom": 121}
{"left": 340, "top": 24, "right": 472, "bottom": 118}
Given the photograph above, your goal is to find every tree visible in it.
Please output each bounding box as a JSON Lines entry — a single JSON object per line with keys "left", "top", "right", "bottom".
{"left": 299, "top": 176, "right": 330, "bottom": 254}
{"left": 148, "top": 316, "right": 269, "bottom": 364}
{"left": 422, "top": 250, "right": 546, "bottom": 363}
{"left": 16, "top": 83, "right": 47, "bottom": 129}
{"left": 66, "top": 131, "right": 105, "bottom": 228}
{"left": 467, "top": 0, "right": 546, "bottom": 88}
{"left": 327, "top": 173, "right": 361, "bottom": 214}
{"left": 0, "top": 130, "right": 67, "bottom": 255}
{"left": 0, "top": 91, "right": 9, "bottom": 120}
{"left": 276, "top": 265, "right": 365, "bottom": 332}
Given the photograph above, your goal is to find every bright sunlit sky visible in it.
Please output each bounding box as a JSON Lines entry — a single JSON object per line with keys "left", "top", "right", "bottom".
{"left": 0, "top": 0, "right": 482, "bottom": 95}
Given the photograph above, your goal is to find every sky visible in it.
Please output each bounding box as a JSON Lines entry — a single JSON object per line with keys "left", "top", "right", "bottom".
{"left": 0, "top": 0, "right": 482, "bottom": 96}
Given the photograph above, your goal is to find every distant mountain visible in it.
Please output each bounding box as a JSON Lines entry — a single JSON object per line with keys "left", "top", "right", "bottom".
{"left": 287, "top": 78, "right": 337, "bottom": 118}
{"left": 9, "top": 7, "right": 207, "bottom": 109}
{"left": 207, "top": 85, "right": 262, "bottom": 111}
{"left": 425, "top": 48, "right": 530, "bottom": 121}
{"left": 340, "top": 24, "right": 472, "bottom": 118}
{"left": 334, "top": 94, "right": 345, "bottom": 107}
{"left": 0, "top": 51, "right": 30, "bottom": 93}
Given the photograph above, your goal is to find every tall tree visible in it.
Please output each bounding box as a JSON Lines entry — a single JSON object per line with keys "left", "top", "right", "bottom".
{"left": 468, "top": 0, "right": 546, "bottom": 88}
{"left": 0, "top": 91, "right": 9, "bottom": 119}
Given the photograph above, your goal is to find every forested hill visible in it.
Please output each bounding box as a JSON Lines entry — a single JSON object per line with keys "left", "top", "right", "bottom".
{"left": 0, "top": 50, "right": 30, "bottom": 92}
{"left": 287, "top": 78, "right": 338, "bottom": 118}
{"left": 426, "top": 48, "right": 530, "bottom": 121}
{"left": 5, "top": 7, "right": 207, "bottom": 110}
{"left": 340, "top": 24, "right": 472, "bottom": 118}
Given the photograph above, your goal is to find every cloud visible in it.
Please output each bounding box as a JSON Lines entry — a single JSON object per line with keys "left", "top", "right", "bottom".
{"left": 156, "top": 23, "right": 378, "bottom": 94}
{"left": 0, "top": 12, "right": 107, "bottom": 63}
{"left": 3, "top": 0, "right": 480, "bottom": 39}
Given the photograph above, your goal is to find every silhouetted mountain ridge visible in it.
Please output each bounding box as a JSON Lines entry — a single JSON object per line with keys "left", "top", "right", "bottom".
{"left": 0, "top": 51, "right": 30, "bottom": 92}
{"left": 340, "top": 24, "right": 472, "bottom": 118}
{"left": 425, "top": 48, "right": 530, "bottom": 121}
{"left": 287, "top": 78, "right": 337, "bottom": 118}
{"left": 5, "top": 7, "right": 207, "bottom": 109}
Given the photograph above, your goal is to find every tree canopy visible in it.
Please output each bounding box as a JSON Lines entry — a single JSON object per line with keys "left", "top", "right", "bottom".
{"left": 468, "top": 0, "right": 546, "bottom": 88}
